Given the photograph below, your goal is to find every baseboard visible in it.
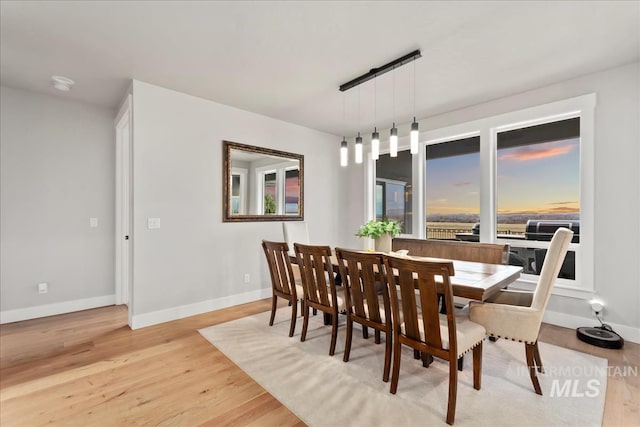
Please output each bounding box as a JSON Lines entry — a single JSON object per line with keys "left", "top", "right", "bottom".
{"left": 543, "top": 309, "right": 640, "bottom": 345}
{"left": 130, "top": 288, "right": 272, "bottom": 330}
{"left": 0, "top": 294, "right": 116, "bottom": 324}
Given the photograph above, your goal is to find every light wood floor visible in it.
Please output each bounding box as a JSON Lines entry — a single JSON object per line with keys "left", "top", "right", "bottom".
{"left": 1, "top": 300, "right": 638, "bottom": 426}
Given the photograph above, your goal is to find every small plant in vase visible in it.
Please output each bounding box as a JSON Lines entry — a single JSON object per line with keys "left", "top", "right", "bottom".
{"left": 356, "top": 219, "right": 402, "bottom": 253}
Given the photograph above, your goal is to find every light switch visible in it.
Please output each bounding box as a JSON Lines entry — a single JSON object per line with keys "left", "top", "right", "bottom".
{"left": 148, "top": 218, "right": 161, "bottom": 229}
{"left": 90, "top": 217, "right": 98, "bottom": 228}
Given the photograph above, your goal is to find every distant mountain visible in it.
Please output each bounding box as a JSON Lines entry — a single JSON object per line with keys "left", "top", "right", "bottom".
{"left": 427, "top": 212, "right": 579, "bottom": 224}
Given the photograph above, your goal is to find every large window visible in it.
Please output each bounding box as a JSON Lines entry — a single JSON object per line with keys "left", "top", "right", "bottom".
{"left": 425, "top": 136, "right": 480, "bottom": 240}
{"left": 376, "top": 150, "right": 412, "bottom": 234}
{"left": 370, "top": 95, "right": 595, "bottom": 296}
{"left": 496, "top": 118, "right": 580, "bottom": 278}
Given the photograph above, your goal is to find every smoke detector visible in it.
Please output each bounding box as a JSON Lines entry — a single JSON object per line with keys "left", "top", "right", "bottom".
{"left": 51, "top": 75, "right": 75, "bottom": 91}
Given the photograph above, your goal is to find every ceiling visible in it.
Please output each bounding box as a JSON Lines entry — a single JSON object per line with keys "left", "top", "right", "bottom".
{"left": 1, "top": 1, "right": 638, "bottom": 137}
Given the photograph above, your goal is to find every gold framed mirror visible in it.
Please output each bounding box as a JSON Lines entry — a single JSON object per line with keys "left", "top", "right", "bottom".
{"left": 223, "top": 141, "right": 304, "bottom": 222}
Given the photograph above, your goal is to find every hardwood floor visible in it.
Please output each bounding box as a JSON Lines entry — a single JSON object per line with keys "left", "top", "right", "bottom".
{"left": 1, "top": 300, "right": 638, "bottom": 426}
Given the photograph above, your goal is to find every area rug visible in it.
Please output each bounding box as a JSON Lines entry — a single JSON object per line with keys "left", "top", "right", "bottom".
{"left": 199, "top": 308, "right": 607, "bottom": 426}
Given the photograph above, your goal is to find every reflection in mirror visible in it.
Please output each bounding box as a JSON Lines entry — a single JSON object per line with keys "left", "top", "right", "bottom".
{"left": 223, "top": 141, "right": 304, "bottom": 222}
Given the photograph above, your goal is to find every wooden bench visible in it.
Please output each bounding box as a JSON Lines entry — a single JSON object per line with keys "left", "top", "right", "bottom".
{"left": 392, "top": 238, "right": 509, "bottom": 265}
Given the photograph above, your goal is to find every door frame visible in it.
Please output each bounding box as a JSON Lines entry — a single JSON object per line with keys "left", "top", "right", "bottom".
{"left": 114, "top": 94, "right": 132, "bottom": 319}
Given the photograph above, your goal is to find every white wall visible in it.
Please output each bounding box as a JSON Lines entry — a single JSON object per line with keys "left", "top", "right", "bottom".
{"left": 339, "top": 62, "right": 640, "bottom": 335}
{"left": 129, "top": 80, "right": 342, "bottom": 327}
{"left": 0, "top": 86, "right": 116, "bottom": 322}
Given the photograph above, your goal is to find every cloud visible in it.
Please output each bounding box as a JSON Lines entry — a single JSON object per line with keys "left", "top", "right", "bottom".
{"left": 499, "top": 142, "right": 576, "bottom": 161}
{"left": 549, "top": 201, "right": 577, "bottom": 205}
{"left": 453, "top": 181, "right": 472, "bottom": 187}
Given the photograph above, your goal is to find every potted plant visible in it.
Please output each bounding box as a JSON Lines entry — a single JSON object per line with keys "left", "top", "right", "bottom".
{"left": 356, "top": 219, "right": 402, "bottom": 253}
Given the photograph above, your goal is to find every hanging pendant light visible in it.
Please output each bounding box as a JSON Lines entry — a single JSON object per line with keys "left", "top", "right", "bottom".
{"left": 390, "top": 124, "right": 398, "bottom": 157}
{"left": 390, "top": 66, "right": 398, "bottom": 157}
{"left": 410, "top": 118, "right": 419, "bottom": 154}
{"left": 355, "top": 87, "right": 363, "bottom": 164}
{"left": 371, "top": 77, "right": 380, "bottom": 160}
{"left": 371, "top": 128, "right": 380, "bottom": 160}
{"left": 340, "top": 137, "right": 348, "bottom": 167}
{"left": 410, "top": 57, "right": 419, "bottom": 154}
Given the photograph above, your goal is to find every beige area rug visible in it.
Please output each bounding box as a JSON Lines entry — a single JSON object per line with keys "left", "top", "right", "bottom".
{"left": 199, "top": 308, "right": 607, "bottom": 426}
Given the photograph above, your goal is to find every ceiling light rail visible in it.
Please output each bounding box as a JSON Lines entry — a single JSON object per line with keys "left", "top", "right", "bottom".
{"left": 339, "top": 49, "right": 421, "bottom": 92}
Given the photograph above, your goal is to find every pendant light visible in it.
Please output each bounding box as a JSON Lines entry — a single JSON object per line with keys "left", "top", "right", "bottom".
{"left": 355, "top": 133, "right": 363, "bottom": 164}
{"left": 355, "top": 86, "right": 363, "bottom": 164}
{"left": 389, "top": 66, "right": 398, "bottom": 157}
{"left": 340, "top": 92, "right": 348, "bottom": 167}
{"left": 340, "top": 137, "right": 348, "bottom": 167}
{"left": 410, "top": 58, "right": 419, "bottom": 154}
{"left": 371, "top": 77, "right": 380, "bottom": 160}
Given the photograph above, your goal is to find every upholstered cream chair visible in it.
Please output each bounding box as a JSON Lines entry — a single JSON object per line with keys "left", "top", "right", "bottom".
{"left": 282, "top": 222, "right": 309, "bottom": 255}
{"left": 469, "top": 227, "right": 574, "bottom": 395}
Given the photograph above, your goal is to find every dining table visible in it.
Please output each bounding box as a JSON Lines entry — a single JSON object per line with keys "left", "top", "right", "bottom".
{"left": 291, "top": 251, "right": 523, "bottom": 302}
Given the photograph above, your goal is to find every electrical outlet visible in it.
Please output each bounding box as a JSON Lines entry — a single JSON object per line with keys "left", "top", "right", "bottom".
{"left": 243, "top": 273, "right": 250, "bottom": 284}
{"left": 38, "top": 282, "right": 48, "bottom": 294}
{"left": 89, "top": 217, "right": 98, "bottom": 228}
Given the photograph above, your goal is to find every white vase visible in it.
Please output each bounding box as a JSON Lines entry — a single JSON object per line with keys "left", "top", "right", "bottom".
{"left": 374, "top": 233, "right": 392, "bottom": 253}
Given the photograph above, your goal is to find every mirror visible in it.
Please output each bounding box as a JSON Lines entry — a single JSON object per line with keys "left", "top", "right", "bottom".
{"left": 223, "top": 140, "right": 304, "bottom": 222}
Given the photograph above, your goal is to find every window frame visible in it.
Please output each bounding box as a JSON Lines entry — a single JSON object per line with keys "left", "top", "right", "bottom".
{"left": 366, "top": 94, "right": 596, "bottom": 299}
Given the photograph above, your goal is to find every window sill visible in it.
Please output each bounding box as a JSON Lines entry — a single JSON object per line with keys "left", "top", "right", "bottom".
{"left": 509, "top": 277, "right": 594, "bottom": 300}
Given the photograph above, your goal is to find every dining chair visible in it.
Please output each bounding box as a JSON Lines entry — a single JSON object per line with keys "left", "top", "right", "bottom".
{"left": 384, "top": 254, "right": 485, "bottom": 425}
{"left": 294, "top": 243, "right": 344, "bottom": 355}
{"left": 261, "top": 240, "right": 304, "bottom": 337}
{"left": 469, "top": 227, "right": 573, "bottom": 395}
{"left": 335, "top": 248, "right": 392, "bottom": 382}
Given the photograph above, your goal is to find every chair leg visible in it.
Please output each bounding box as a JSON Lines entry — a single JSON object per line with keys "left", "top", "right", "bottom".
{"left": 288, "top": 297, "right": 297, "bottom": 337}
{"left": 525, "top": 343, "right": 543, "bottom": 395}
{"left": 362, "top": 325, "right": 369, "bottom": 339}
{"left": 383, "top": 331, "right": 392, "bottom": 383}
{"left": 390, "top": 337, "right": 402, "bottom": 394}
{"left": 374, "top": 329, "right": 381, "bottom": 344}
{"left": 301, "top": 303, "right": 309, "bottom": 342}
{"left": 421, "top": 351, "right": 431, "bottom": 368}
{"left": 414, "top": 349, "right": 421, "bottom": 359}
{"left": 533, "top": 341, "right": 544, "bottom": 373}
{"left": 343, "top": 318, "right": 353, "bottom": 362}
{"left": 446, "top": 357, "right": 458, "bottom": 425}
{"left": 268, "top": 295, "right": 277, "bottom": 326}
{"left": 473, "top": 342, "right": 482, "bottom": 390}
{"left": 329, "top": 310, "right": 338, "bottom": 356}
{"left": 457, "top": 356, "right": 463, "bottom": 371}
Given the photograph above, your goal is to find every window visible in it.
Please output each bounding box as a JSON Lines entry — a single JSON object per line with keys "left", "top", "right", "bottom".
{"left": 284, "top": 168, "right": 300, "bottom": 214}
{"left": 496, "top": 118, "right": 580, "bottom": 279}
{"left": 375, "top": 150, "right": 412, "bottom": 234}
{"left": 369, "top": 94, "right": 595, "bottom": 297}
{"left": 256, "top": 163, "right": 300, "bottom": 215}
{"left": 425, "top": 136, "right": 480, "bottom": 240}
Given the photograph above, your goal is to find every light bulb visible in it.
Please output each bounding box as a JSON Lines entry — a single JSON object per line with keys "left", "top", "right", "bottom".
{"left": 410, "top": 119, "right": 419, "bottom": 154}
{"left": 355, "top": 133, "right": 363, "bottom": 164}
{"left": 340, "top": 138, "right": 348, "bottom": 167}
{"left": 390, "top": 124, "right": 398, "bottom": 157}
{"left": 371, "top": 129, "right": 380, "bottom": 160}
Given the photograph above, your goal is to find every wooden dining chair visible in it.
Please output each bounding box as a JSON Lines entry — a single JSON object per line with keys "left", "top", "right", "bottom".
{"left": 294, "top": 243, "right": 344, "bottom": 356}
{"left": 384, "top": 255, "right": 486, "bottom": 425}
{"left": 261, "top": 240, "right": 303, "bottom": 337}
{"left": 469, "top": 228, "right": 573, "bottom": 395}
{"left": 335, "top": 248, "right": 392, "bottom": 382}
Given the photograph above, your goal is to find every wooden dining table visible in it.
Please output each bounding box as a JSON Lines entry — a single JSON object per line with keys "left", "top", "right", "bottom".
{"left": 291, "top": 252, "right": 523, "bottom": 302}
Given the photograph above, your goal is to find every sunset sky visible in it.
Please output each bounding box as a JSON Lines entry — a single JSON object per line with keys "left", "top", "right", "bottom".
{"left": 425, "top": 138, "right": 580, "bottom": 215}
